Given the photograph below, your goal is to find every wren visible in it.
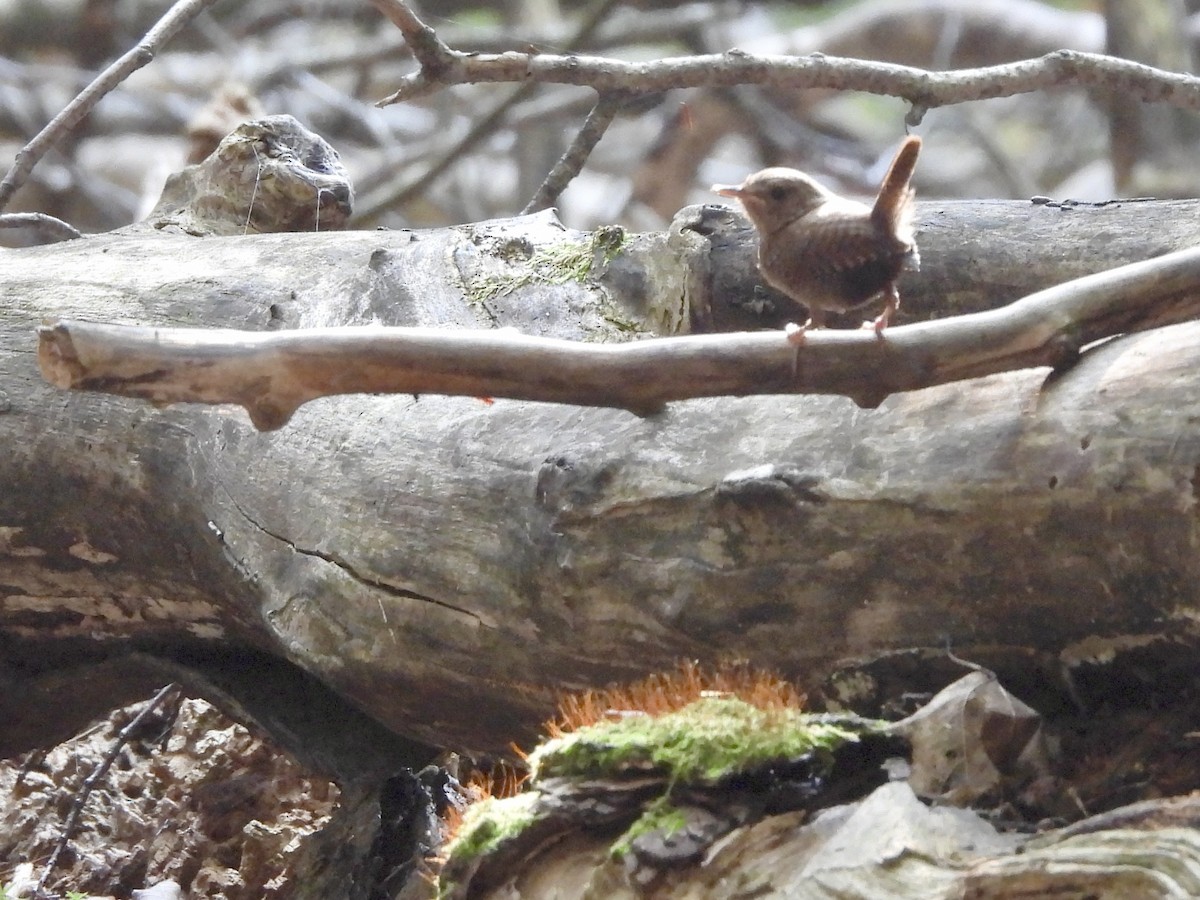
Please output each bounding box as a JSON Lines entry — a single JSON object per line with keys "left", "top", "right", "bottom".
{"left": 713, "top": 136, "right": 921, "bottom": 343}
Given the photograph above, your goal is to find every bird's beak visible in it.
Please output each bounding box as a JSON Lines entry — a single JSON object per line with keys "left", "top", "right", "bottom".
{"left": 712, "top": 183, "right": 743, "bottom": 198}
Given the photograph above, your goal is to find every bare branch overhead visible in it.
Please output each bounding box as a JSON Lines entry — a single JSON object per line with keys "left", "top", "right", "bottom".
{"left": 377, "top": 48, "right": 1200, "bottom": 122}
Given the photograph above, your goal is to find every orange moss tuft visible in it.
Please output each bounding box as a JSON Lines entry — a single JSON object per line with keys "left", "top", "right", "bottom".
{"left": 439, "top": 760, "right": 528, "bottom": 848}
{"left": 544, "top": 659, "right": 806, "bottom": 738}
{"left": 484, "top": 761, "right": 528, "bottom": 800}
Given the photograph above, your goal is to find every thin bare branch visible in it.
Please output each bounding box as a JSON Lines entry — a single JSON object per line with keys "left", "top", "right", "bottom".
{"left": 356, "top": 0, "right": 622, "bottom": 222}
{"left": 521, "top": 92, "right": 627, "bottom": 214}
{"left": 37, "top": 244, "right": 1200, "bottom": 430}
{"left": 34, "top": 684, "right": 180, "bottom": 898}
{"left": 0, "top": 0, "right": 222, "bottom": 216}
{"left": 268, "top": 3, "right": 725, "bottom": 83}
{"left": 355, "top": 88, "right": 535, "bottom": 221}
{"left": 366, "top": 0, "right": 455, "bottom": 77}
{"left": 377, "top": 49, "right": 1200, "bottom": 122}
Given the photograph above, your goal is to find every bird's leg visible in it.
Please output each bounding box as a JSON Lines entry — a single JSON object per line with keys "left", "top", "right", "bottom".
{"left": 785, "top": 308, "right": 825, "bottom": 379}
{"left": 867, "top": 287, "right": 900, "bottom": 336}
{"left": 784, "top": 323, "right": 807, "bottom": 379}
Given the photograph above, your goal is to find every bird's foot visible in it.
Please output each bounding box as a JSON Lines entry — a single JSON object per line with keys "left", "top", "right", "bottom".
{"left": 862, "top": 313, "right": 890, "bottom": 337}
{"left": 864, "top": 314, "right": 892, "bottom": 336}
{"left": 784, "top": 320, "right": 814, "bottom": 379}
{"left": 784, "top": 320, "right": 812, "bottom": 345}
{"left": 870, "top": 291, "right": 899, "bottom": 336}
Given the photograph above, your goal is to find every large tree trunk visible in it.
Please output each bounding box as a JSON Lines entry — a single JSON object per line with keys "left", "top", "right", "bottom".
{"left": 3, "top": 198, "right": 1200, "bottom": 761}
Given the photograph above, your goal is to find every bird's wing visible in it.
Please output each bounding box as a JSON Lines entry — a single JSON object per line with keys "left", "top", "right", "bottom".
{"left": 765, "top": 213, "right": 897, "bottom": 279}
{"left": 760, "top": 210, "right": 914, "bottom": 311}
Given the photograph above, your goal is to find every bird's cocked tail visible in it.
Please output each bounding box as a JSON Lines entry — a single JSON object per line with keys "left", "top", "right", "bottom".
{"left": 871, "top": 135, "right": 921, "bottom": 234}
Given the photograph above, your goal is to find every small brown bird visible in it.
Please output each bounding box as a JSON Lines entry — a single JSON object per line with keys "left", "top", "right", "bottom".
{"left": 713, "top": 136, "right": 921, "bottom": 343}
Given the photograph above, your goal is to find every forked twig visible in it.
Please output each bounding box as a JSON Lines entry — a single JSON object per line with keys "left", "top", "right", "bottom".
{"left": 366, "top": 0, "right": 456, "bottom": 77}
{"left": 357, "top": 0, "right": 621, "bottom": 220}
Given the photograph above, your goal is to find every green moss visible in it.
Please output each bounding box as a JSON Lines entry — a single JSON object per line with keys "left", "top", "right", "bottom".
{"left": 470, "top": 226, "right": 628, "bottom": 302}
{"left": 444, "top": 791, "right": 541, "bottom": 865}
{"left": 611, "top": 795, "right": 688, "bottom": 859}
{"left": 437, "top": 698, "right": 882, "bottom": 896}
{"left": 528, "top": 697, "right": 871, "bottom": 786}
{"left": 597, "top": 309, "right": 642, "bottom": 333}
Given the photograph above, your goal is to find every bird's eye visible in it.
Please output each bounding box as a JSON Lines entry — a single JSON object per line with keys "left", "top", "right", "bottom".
{"left": 768, "top": 185, "right": 789, "bottom": 202}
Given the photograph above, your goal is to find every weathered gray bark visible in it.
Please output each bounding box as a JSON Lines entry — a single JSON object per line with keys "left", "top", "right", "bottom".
{"left": 3, "top": 198, "right": 1200, "bottom": 759}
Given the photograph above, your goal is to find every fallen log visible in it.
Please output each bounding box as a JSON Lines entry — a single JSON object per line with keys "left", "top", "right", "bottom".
{"left": 3, "top": 186, "right": 1200, "bottom": 759}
